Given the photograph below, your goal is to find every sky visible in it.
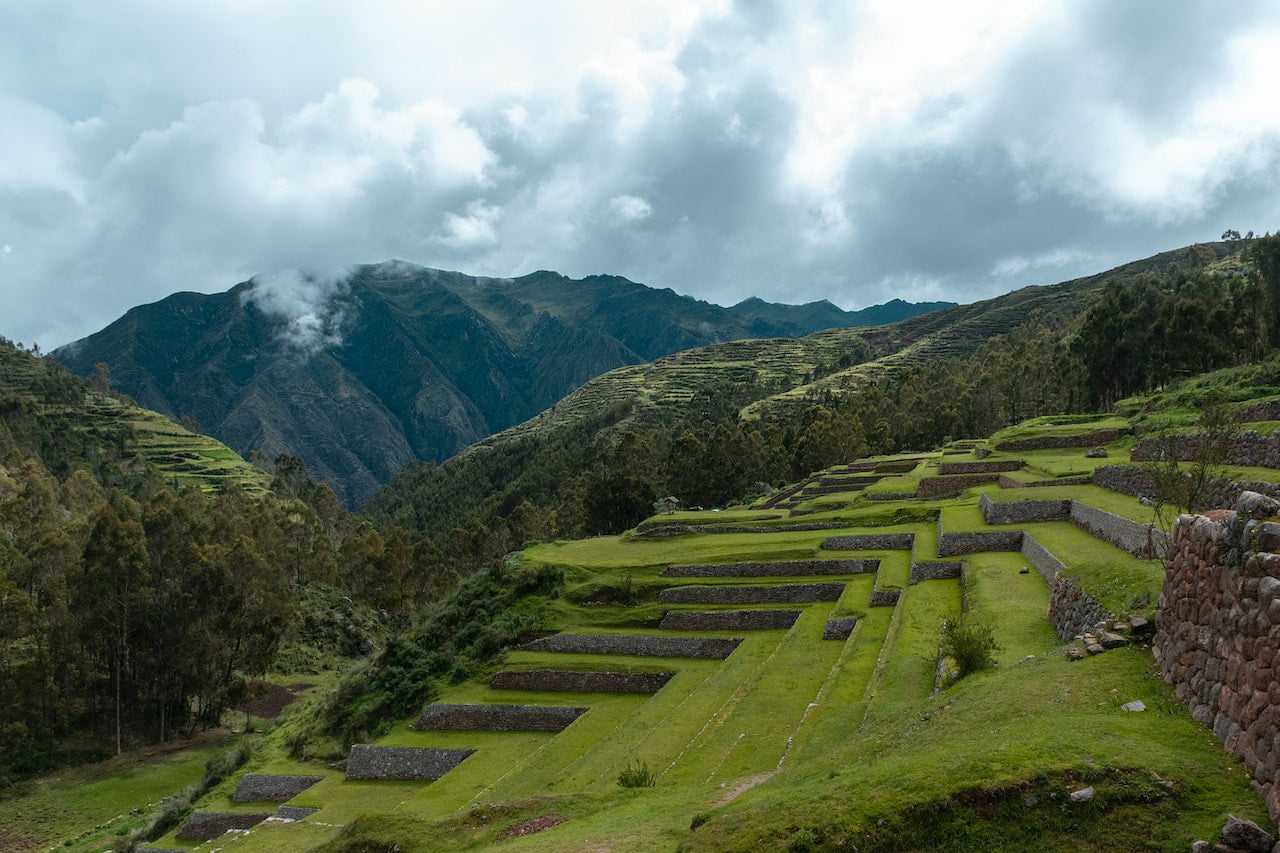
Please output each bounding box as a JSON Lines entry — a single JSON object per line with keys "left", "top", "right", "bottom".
{"left": 2, "top": 0, "right": 1279, "bottom": 350}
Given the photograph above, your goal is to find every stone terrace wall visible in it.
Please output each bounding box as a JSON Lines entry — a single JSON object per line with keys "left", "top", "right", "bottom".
{"left": 869, "top": 589, "right": 901, "bottom": 607}
{"left": 1021, "top": 533, "right": 1066, "bottom": 585}
{"left": 998, "top": 474, "right": 1092, "bottom": 489}
{"left": 823, "top": 533, "right": 915, "bottom": 550}
{"left": 414, "top": 703, "right": 587, "bottom": 732}
{"left": 823, "top": 617, "right": 858, "bottom": 639}
{"left": 634, "top": 521, "right": 843, "bottom": 537}
{"left": 345, "top": 745, "right": 475, "bottom": 781}
{"left": 177, "top": 812, "right": 270, "bottom": 841}
{"left": 937, "top": 460, "right": 1024, "bottom": 474}
{"left": 995, "top": 427, "right": 1125, "bottom": 451}
{"left": 1239, "top": 400, "right": 1280, "bottom": 422}
{"left": 979, "top": 493, "right": 1071, "bottom": 524}
{"left": 522, "top": 634, "right": 741, "bottom": 658}
{"left": 1069, "top": 501, "right": 1169, "bottom": 558}
{"left": 909, "top": 561, "right": 962, "bottom": 584}
{"left": 659, "top": 609, "right": 800, "bottom": 630}
{"left": 917, "top": 473, "right": 1002, "bottom": 497}
{"left": 936, "top": 528, "right": 1024, "bottom": 556}
{"left": 1132, "top": 430, "right": 1280, "bottom": 468}
{"left": 663, "top": 559, "right": 878, "bottom": 577}
{"left": 491, "top": 669, "right": 673, "bottom": 694}
{"left": 1047, "top": 574, "right": 1111, "bottom": 641}
{"left": 658, "top": 583, "right": 844, "bottom": 604}
{"left": 1094, "top": 464, "right": 1280, "bottom": 511}
{"left": 1155, "top": 512, "right": 1280, "bottom": 821}
{"left": 232, "top": 774, "right": 322, "bottom": 802}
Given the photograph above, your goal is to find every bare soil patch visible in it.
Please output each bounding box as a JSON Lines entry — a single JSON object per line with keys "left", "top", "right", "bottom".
{"left": 496, "top": 813, "right": 565, "bottom": 841}
{"left": 235, "top": 681, "right": 314, "bottom": 719}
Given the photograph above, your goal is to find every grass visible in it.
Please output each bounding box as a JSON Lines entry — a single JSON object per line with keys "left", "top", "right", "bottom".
{"left": 24, "top": 411, "right": 1274, "bottom": 852}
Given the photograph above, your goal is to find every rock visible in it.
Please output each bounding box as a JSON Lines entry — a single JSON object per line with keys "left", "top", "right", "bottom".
{"left": 1259, "top": 576, "right": 1280, "bottom": 601}
{"left": 1068, "top": 786, "right": 1094, "bottom": 803}
{"left": 1099, "top": 631, "right": 1129, "bottom": 649}
{"left": 1113, "top": 622, "right": 1130, "bottom": 632}
{"left": 1255, "top": 522, "right": 1280, "bottom": 552}
{"left": 1023, "top": 795, "right": 1037, "bottom": 807}
{"left": 1121, "top": 700, "right": 1146, "bottom": 712}
{"left": 1019, "top": 565, "right": 1030, "bottom": 574}
{"left": 1191, "top": 843, "right": 1212, "bottom": 853}
{"left": 1130, "top": 614, "right": 1150, "bottom": 631}
{"left": 1087, "top": 643, "right": 1106, "bottom": 655}
{"left": 1237, "top": 491, "right": 1280, "bottom": 520}
{"left": 1085, "top": 447, "right": 1109, "bottom": 458}
{"left": 1221, "top": 814, "right": 1275, "bottom": 852}
{"left": 1066, "top": 647, "right": 1085, "bottom": 661}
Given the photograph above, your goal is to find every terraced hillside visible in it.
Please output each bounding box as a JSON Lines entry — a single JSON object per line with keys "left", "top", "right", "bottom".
{"left": 129, "top": 410, "right": 1280, "bottom": 852}
{"left": 0, "top": 339, "right": 270, "bottom": 495}
{"left": 478, "top": 240, "right": 1246, "bottom": 448}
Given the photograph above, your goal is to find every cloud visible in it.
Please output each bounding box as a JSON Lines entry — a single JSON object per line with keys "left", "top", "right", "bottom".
{"left": 609, "top": 194, "right": 653, "bottom": 222}
{"left": 1, "top": 0, "right": 1279, "bottom": 348}
{"left": 241, "top": 268, "right": 353, "bottom": 356}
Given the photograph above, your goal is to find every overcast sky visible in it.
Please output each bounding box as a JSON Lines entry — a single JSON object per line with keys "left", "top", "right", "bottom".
{"left": 3, "top": 0, "right": 1279, "bottom": 349}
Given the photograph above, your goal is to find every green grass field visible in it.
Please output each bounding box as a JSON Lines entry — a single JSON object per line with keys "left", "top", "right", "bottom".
{"left": 18, "top": 413, "right": 1280, "bottom": 852}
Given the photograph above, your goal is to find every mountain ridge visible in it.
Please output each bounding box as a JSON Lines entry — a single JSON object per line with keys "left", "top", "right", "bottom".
{"left": 51, "top": 262, "right": 951, "bottom": 505}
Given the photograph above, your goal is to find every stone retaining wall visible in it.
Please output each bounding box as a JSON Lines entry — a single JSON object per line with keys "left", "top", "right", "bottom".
{"left": 345, "top": 745, "right": 475, "bottom": 781}
{"left": 521, "top": 634, "right": 741, "bottom": 658}
{"left": 917, "top": 473, "right": 1002, "bottom": 497}
{"left": 634, "top": 521, "right": 844, "bottom": 537}
{"left": 909, "top": 561, "right": 962, "bottom": 584}
{"left": 663, "top": 559, "right": 878, "bottom": 577}
{"left": 936, "top": 528, "right": 1024, "bottom": 556}
{"left": 822, "top": 533, "right": 915, "bottom": 550}
{"left": 1132, "top": 430, "right": 1280, "bottom": 469}
{"left": 1238, "top": 400, "right": 1280, "bottom": 423}
{"left": 232, "top": 774, "right": 323, "bottom": 802}
{"left": 866, "top": 491, "right": 917, "bottom": 501}
{"left": 937, "top": 460, "right": 1024, "bottom": 475}
{"left": 658, "top": 583, "right": 844, "bottom": 604}
{"left": 818, "top": 474, "right": 882, "bottom": 487}
{"left": 1047, "top": 573, "right": 1112, "bottom": 642}
{"left": 1094, "top": 464, "right": 1280, "bottom": 511}
{"left": 490, "top": 669, "right": 673, "bottom": 694}
{"left": 998, "top": 473, "right": 1092, "bottom": 489}
{"left": 413, "top": 703, "right": 588, "bottom": 732}
{"left": 177, "top": 812, "right": 270, "bottom": 841}
{"left": 659, "top": 609, "right": 801, "bottom": 630}
{"left": 869, "top": 589, "right": 901, "bottom": 607}
{"left": 1069, "top": 501, "right": 1169, "bottom": 558}
{"left": 1154, "top": 511, "right": 1280, "bottom": 821}
{"left": 1020, "top": 533, "right": 1067, "bottom": 585}
{"left": 823, "top": 617, "right": 859, "bottom": 640}
{"left": 979, "top": 493, "right": 1071, "bottom": 524}
{"left": 876, "top": 459, "right": 923, "bottom": 473}
{"left": 994, "top": 427, "right": 1125, "bottom": 451}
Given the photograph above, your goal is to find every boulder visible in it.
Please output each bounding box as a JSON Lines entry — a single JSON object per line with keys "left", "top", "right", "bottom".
{"left": 1068, "top": 786, "right": 1094, "bottom": 804}
{"left": 1120, "top": 700, "right": 1146, "bottom": 712}
{"left": 1237, "top": 492, "right": 1280, "bottom": 520}
{"left": 1221, "top": 814, "right": 1274, "bottom": 852}
{"left": 1099, "top": 631, "right": 1129, "bottom": 649}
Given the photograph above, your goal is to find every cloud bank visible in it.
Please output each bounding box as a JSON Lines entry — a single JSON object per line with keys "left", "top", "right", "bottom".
{"left": 2, "top": 0, "right": 1278, "bottom": 348}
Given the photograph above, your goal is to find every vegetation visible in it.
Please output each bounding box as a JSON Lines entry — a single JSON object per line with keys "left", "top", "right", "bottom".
{"left": 940, "top": 616, "right": 1000, "bottom": 680}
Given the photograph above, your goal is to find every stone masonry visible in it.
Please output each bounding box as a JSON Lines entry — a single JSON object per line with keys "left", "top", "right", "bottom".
{"left": 1154, "top": 508, "right": 1280, "bottom": 822}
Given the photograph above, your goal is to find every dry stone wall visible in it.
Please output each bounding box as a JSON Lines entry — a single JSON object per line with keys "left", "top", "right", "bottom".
{"left": 1132, "top": 430, "right": 1280, "bottom": 468}
{"left": 345, "top": 745, "right": 475, "bottom": 781}
{"left": 413, "top": 703, "right": 587, "bottom": 732}
{"left": 994, "top": 427, "right": 1125, "bottom": 451}
{"left": 1155, "top": 509, "right": 1280, "bottom": 821}
{"left": 936, "top": 528, "right": 1024, "bottom": 556}
{"left": 823, "top": 617, "right": 858, "bottom": 639}
{"left": 998, "top": 473, "right": 1092, "bottom": 489}
{"left": 490, "top": 669, "right": 673, "bottom": 694}
{"left": 1069, "top": 501, "right": 1169, "bottom": 558}
{"left": 521, "top": 634, "right": 741, "bottom": 658}
{"left": 823, "top": 533, "right": 915, "bottom": 550}
{"left": 662, "top": 559, "right": 877, "bottom": 577}
{"left": 937, "top": 460, "right": 1024, "bottom": 474}
{"left": 917, "top": 473, "right": 1002, "bottom": 497}
{"left": 659, "top": 609, "right": 801, "bottom": 630}
{"left": 232, "top": 774, "right": 322, "bottom": 802}
{"left": 869, "top": 589, "right": 901, "bottom": 607}
{"left": 979, "top": 493, "right": 1071, "bottom": 524}
{"left": 658, "top": 583, "right": 844, "bottom": 604}
{"left": 177, "top": 812, "right": 270, "bottom": 841}
{"left": 909, "top": 561, "right": 962, "bottom": 584}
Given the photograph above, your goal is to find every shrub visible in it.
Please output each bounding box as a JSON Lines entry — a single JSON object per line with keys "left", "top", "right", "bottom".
{"left": 617, "top": 759, "right": 656, "bottom": 788}
{"left": 941, "top": 616, "right": 999, "bottom": 679}
{"left": 789, "top": 828, "right": 819, "bottom": 851}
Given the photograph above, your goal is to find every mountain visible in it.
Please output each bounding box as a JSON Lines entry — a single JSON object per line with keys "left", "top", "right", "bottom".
{"left": 50, "top": 263, "right": 950, "bottom": 506}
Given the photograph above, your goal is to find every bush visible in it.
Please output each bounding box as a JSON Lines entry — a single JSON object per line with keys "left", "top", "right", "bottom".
{"left": 617, "top": 759, "right": 656, "bottom": 788}
{"left": 789, "top": 828, "right": 819, "bottom": 851}
{"left": 941, "top": 616, "right": 999, "bottom": 679}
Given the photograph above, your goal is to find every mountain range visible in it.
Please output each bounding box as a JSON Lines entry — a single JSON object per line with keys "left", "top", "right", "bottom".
{"left": 51, "top": 263, "right": 950, "bottom": 505}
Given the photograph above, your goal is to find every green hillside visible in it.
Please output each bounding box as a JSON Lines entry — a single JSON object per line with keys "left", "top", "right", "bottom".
{"left": 50, "top": 264, "right": 948, "bottom": 507}
{"left": 104, "top": 412, "right": 1275, "bottom": 852}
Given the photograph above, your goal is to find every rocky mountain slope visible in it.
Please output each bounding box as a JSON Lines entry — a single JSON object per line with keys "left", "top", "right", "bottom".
{"left": 51, "top": 263, "right": 949, "bottom": 505}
